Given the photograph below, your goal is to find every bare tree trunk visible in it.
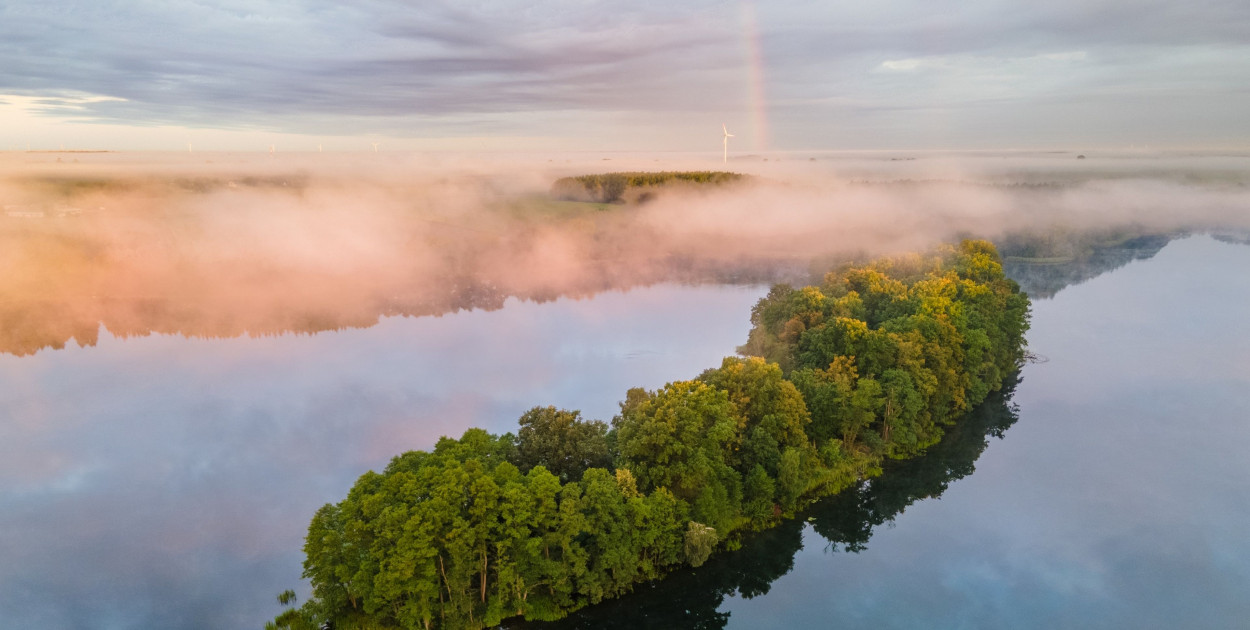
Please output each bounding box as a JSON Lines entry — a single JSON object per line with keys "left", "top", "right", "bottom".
{"left": 481, "top": 550, "right": 488, "bottom": 603}
{"left": 438, "top": 554, "right": 451, "bottom": 604}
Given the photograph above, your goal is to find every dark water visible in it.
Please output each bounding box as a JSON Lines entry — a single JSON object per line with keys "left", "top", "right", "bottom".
{"left": 3, "top": 236, "right": 1249, "bottom": 629}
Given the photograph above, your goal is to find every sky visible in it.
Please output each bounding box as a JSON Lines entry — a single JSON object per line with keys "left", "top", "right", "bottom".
{"left": 1, "top": 0, "right": 1248, "bottom": 152}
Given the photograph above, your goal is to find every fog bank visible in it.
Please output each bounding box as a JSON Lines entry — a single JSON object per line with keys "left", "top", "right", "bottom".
{"left": 3, "top": 150, "right": 1247, "bottom": 355}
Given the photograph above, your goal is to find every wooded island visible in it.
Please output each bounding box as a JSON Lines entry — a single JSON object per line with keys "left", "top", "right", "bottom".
{"left": 271, "top": 239, "right": 1030, "bottom": 630}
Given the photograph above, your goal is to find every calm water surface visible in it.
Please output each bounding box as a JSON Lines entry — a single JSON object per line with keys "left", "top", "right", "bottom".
{"left": 528, "top": 234, "right": 1250, "bottom": 630}
{"left": 718, "top": 234, "right": 1250, "bottom": 628}
{"left": 0, "top": 285, "right": 766, "bottom": 629}
{"left": 4, "top": 236, "right": 1249, "bottom": 629}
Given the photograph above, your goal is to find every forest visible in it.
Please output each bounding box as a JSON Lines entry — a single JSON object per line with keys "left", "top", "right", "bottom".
{"left": 550, "top": 171, "right": 745, "bottom": 203}
{"left": 518, "top": 373, "right": 1022, "bottom": 629}
{"left": 270, "top": 239, "right": 1031, "bottom": 630}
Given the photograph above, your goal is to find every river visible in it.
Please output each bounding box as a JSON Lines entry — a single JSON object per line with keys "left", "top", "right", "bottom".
{"left": 2, "top": 235, "right": 1248, "bottom": 629}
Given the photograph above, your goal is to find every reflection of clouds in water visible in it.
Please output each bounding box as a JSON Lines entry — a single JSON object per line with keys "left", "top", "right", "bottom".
{"left": 623, "top": 349, "right": 664, "bottom": 359}
{"left": 0, "top": 283, "right": 763, "bottom": 629}
{"left": 720, "top": 236, "right": 1250, "bottom": 629}
{"left": 1018, "top": 236, "right": 1250, "bottom": 407}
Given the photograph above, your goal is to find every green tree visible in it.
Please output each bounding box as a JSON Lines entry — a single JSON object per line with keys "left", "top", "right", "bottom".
{"left": 612, "top": 380, "right": 743, "bottom": 534}
{"left": 288, "top": 239, "right": 1032, "bottom": 630}
{"left": 776, "top": 447, "right": 808, "bottom": 512}
{"left": 878, "top": 368, "right": 926, "bottom": 456}
{"left": 513, "top": 406, "right": 611, "bottom": 483}
{"left": 683, "top": 521, "right": 719, "bottom": 567}
{"left": 698, "top": 356, "right": 813, "bottom": 475}
{"left": 742, "top": 464, "right": 777, "bottom": 527}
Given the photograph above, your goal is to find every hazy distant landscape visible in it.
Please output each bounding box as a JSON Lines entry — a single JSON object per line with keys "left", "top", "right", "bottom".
{"left": 4, "top": 151, "right": 1247, "bottom": 357}
{"left": 5, "top": 0, "right": 1250, "bottom": 626}
{"left": 3, "top": 150, "right": 1249, "bottom": 628}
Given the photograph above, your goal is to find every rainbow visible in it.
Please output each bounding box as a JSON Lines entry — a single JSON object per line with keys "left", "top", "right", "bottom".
{"left": 739, "top": 1, "right": 770, "bottom": 152}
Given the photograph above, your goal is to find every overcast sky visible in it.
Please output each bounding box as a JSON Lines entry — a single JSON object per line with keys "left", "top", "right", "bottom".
{"left": 1, "top": 0, "right": 1248, "bottom": 151}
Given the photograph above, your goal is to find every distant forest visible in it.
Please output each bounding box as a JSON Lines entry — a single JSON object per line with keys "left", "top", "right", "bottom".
{"left": 270, "top": 239, "right": 1031, "bottom": 630}
{"left": 550, "top": 171, "right": 745, "bottom": 203}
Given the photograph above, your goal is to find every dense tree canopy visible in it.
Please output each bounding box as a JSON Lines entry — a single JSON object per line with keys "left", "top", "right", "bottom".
{"left": 550, "top": 171, "right": 745, "bottom": 203}
{"left": 514, "top": 406, "right": 611, "bottom": 483}
{"left": 273, "top": 240, "right": 1030, "bottom": 629}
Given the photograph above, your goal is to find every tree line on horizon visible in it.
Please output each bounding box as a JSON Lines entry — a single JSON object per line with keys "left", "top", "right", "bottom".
{"left": 270, "top": 239, "right": 1031, "bottom": 630}
{"left": 550, "top": 171, "right": 745, "bottom": 203}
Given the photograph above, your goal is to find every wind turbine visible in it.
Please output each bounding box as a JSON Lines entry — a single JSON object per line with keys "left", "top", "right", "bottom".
{"left": 722, "top": 124, "right": 734, "bottom": 164}
{"left": 371, "top": 142, "right": 381, "bottom": 153}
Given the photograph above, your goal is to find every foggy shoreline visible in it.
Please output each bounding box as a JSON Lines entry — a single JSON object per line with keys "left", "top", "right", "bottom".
{"left": 3, "top": 152, "right": 1248, "bottom": 356}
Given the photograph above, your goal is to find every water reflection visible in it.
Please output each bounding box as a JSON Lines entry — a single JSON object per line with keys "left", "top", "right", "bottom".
{"left": 8, "top": 156, "right": 1246, "bottom": 359}
{"left": 0, "top": 167, "right": 814, "bottom": 358}
{"left": 0, "top": 284, "right": 765, "bottom": 630}
{"left": 515, "top": 379, "right": 1021, "bottom": 630}
{"left": 0, "top": 221, "right": 1190, "bottom": 358}
{"left": 5, "top": 228, "right": 1249, "bottom": 629}
{"left": 721, "top": 235, "right": 1250, "bottom": 628}
{"left": 522, "top": 235, "right": 1250, "bottom": 629}
{"left": 1001, "top": 233, "right": 1174, "bottom": 298}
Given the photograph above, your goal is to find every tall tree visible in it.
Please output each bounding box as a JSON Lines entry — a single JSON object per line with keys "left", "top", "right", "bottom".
{"left": 513, "top": 406, "right": 611, "bottom": 483}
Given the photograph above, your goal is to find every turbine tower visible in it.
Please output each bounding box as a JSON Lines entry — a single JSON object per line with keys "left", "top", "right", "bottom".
{"left": 371, "top": 142, "right": 381, "bottom": 153}
{"left": 722, "top": 124, "right": 734, "bottom": 164}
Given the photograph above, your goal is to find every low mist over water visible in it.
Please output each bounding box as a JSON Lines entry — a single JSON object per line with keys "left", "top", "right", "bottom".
{"left": 6, "top": 0, "right": 1250, "bottom": 626}
{"left": 2, "top": 152, "right": 1250, "bottom": 629}
{"left": 3, "top": 151, "right": 1249, "bottom": 356}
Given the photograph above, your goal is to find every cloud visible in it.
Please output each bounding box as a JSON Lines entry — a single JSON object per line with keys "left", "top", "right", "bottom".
{"left": 0, "top": 2, "right": 743, "bottom": 126}
{"left": 878, "top": 51, "right": 1088, "bottom": 73}
{"left": 0, "top": 1, "right": 1248, "bottom": 148}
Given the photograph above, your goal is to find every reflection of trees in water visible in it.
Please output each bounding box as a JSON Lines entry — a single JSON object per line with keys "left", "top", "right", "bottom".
{"left": 808, "top": 373, "right": 1019, "bottom": 553}
{"left": 1212, "top": 231, "right": 1250, "bottom": 247}
{"left": 0, "top": 173, "right": 814, "bottom": 357}
{"left": 1000, "top": 227, "right": 1250, "bottom": 300}
{"left": 1001, "top": 233, "right": 1174, "bottom": 299}
{"left": 514, "top": 376, "right": 1020, "bottom": 629}
{"left": 10, "top": 224, "right": 1243, "bottom": 357}
{"left": 0, "top": 259, "right": 809, "bottom": 357}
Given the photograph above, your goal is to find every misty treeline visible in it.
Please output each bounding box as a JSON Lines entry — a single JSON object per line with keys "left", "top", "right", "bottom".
{"left": 551, "top": 171, "right": 744, "bottom": 203}
{"left": 0, "top": 170, "right": 789, "bottom": 357}
{"left": 270, "top": 240, "right": 1030, "bottom": 630}
{"left": 6, "top": 156, "right": 1247, "bottom": 359}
